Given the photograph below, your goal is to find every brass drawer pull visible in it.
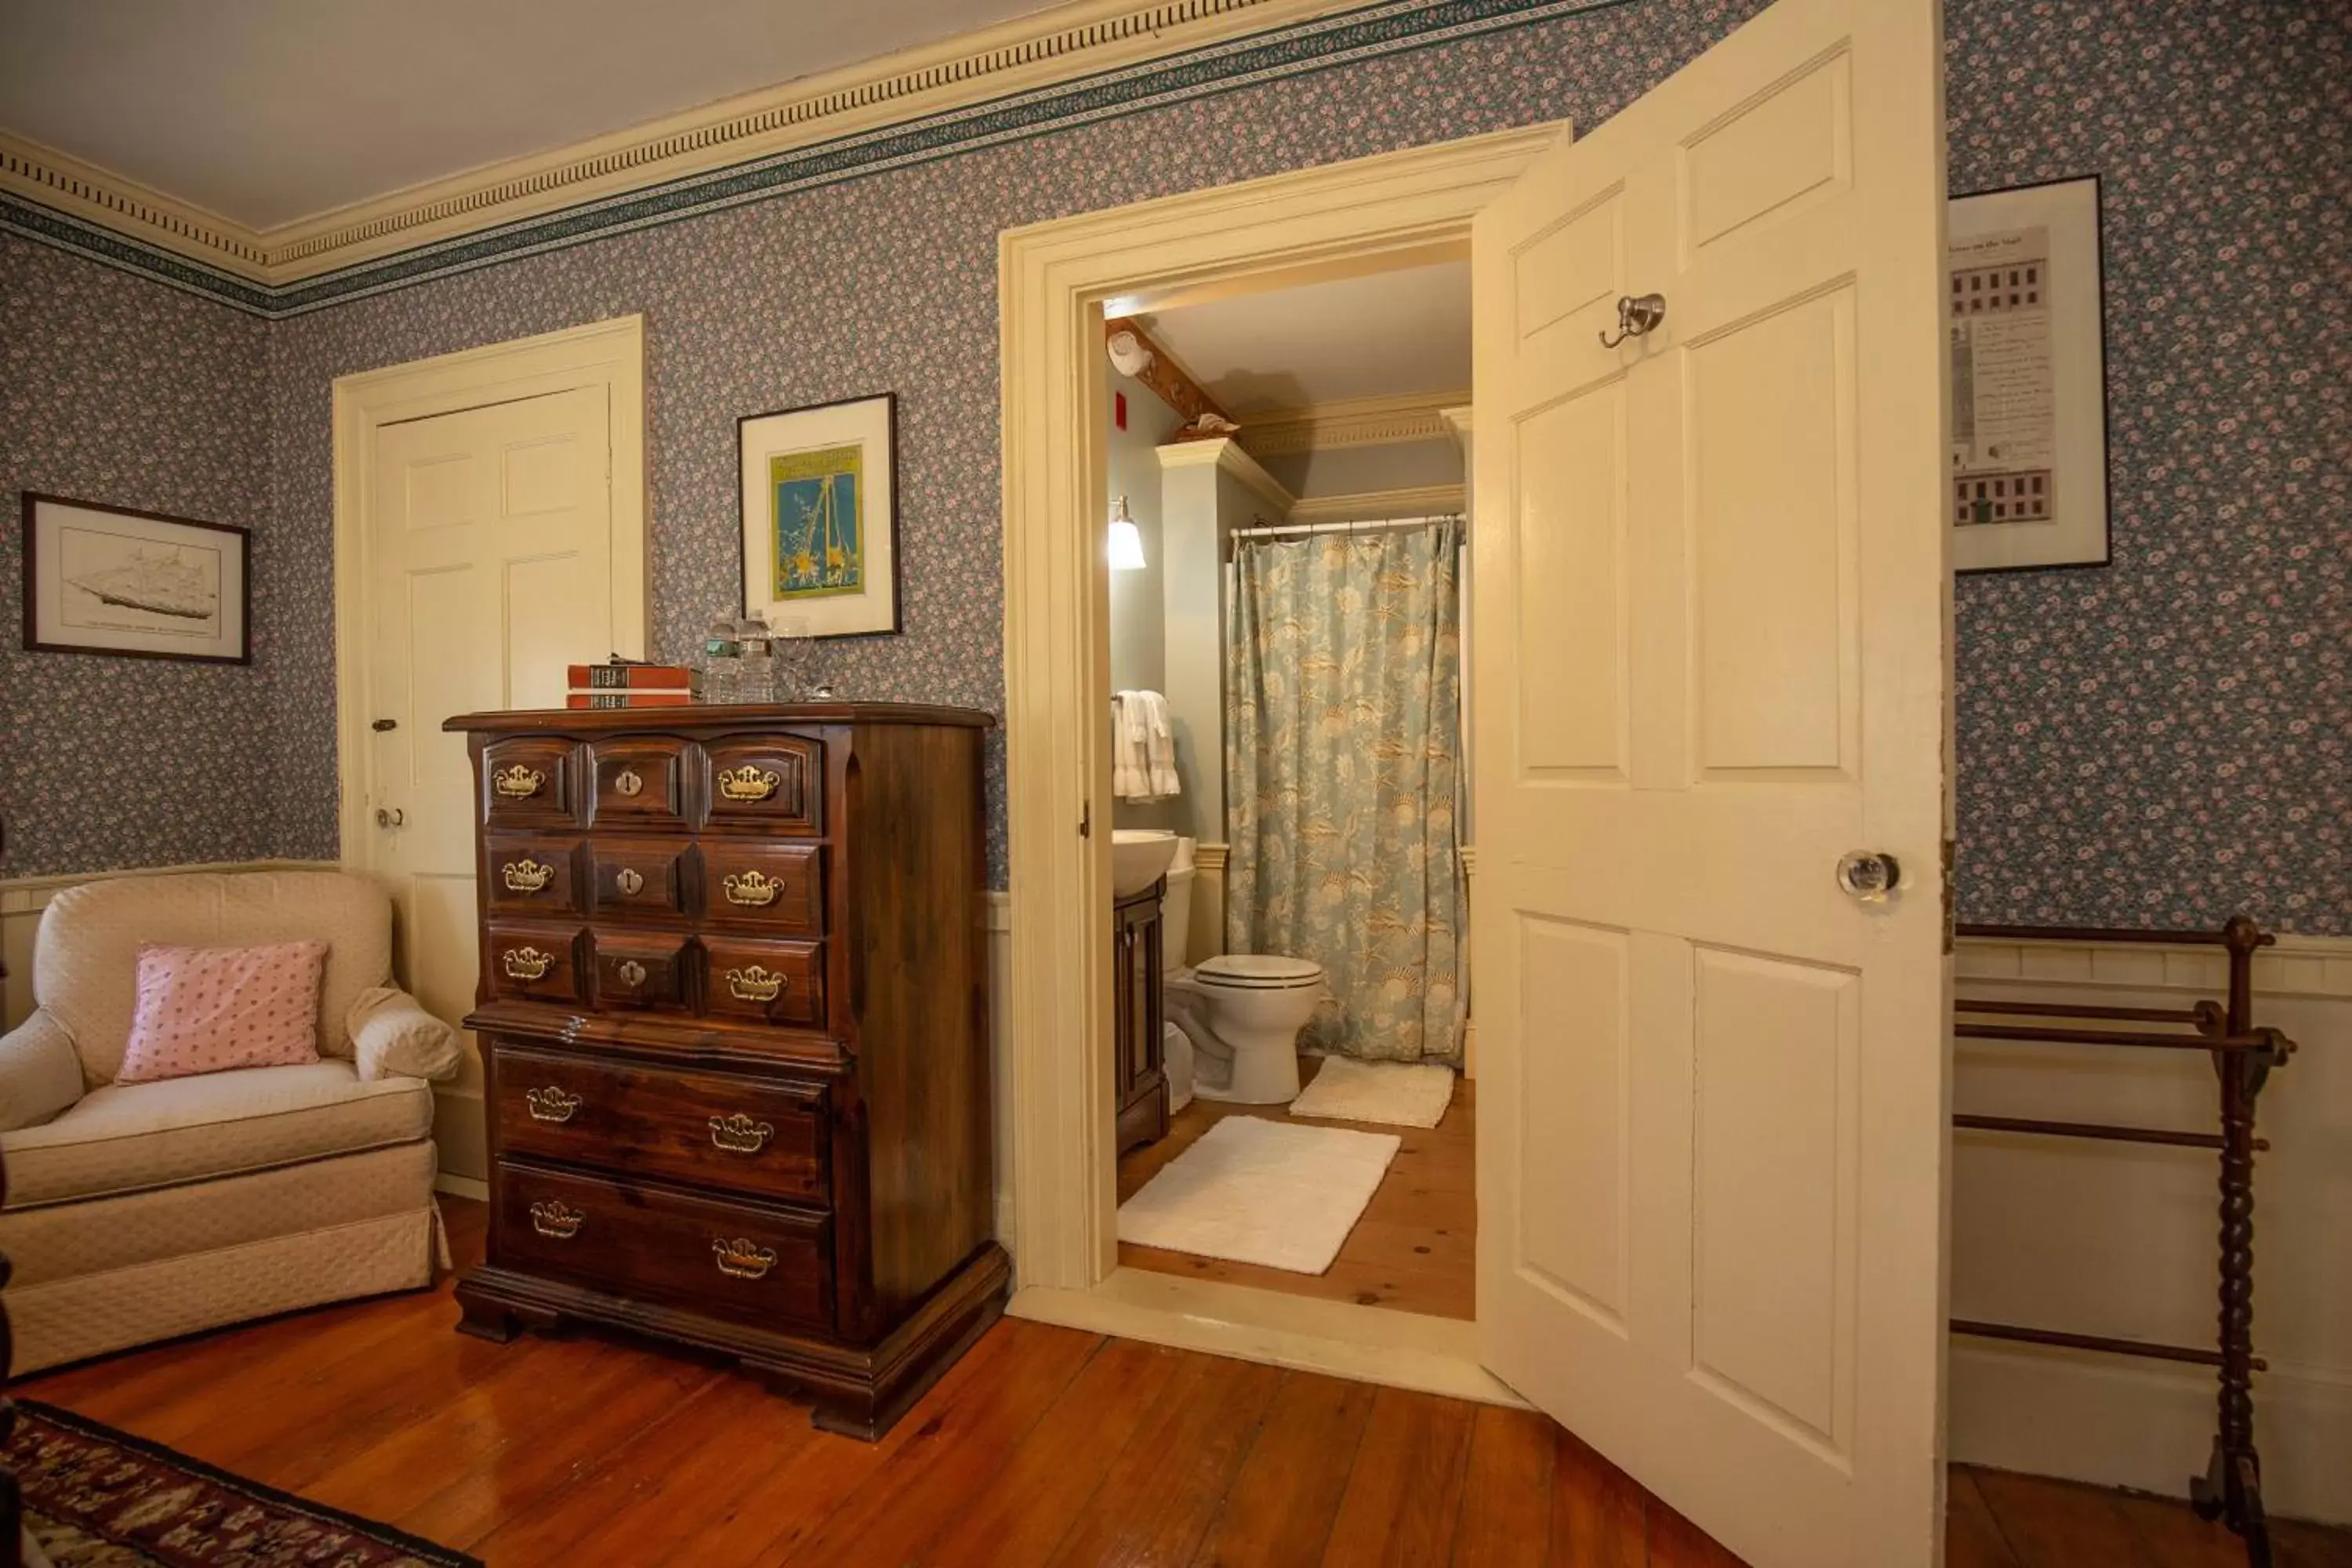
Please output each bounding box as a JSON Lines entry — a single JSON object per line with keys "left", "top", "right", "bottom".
{"left": 493, "top": 764, "right": 546, "bottom": 800}
{"left": 529, "top": 1200, "right": 585, "bottom": 1240}
{"left": 502, "top": 858, "right": 556, "bottom": 893}
{"left": 615, "top": 866, "right": 644, "bottom": 896}
{"left": 713, "top": 1237, "right": 778, "bottom": 1279}
{"left": 723, "top": 869, "right": 783, "bottom": 907}
{"left": 726, "top": 965, "right": 788, "bottom": 1003}
{"left": 709, "top": 1112, "right": 775, "bottom": 1154}
{"left": 614, "top": 768, "right": 644, "bottom": 797}
{"left": 525, "top": 1086, "right": 582, "bottom": 1123}
{"left": 717, "top": 764, "right": 781, "bottom": 802}
{"left": 615, "top": 959, "right": 648, "bottom": 989}
{"left": 503, "top": 946, "right": 555, "bottom": 982}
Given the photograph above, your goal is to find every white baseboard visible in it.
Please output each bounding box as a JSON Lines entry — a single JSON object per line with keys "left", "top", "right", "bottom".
{"left": 434, "top": 1173, "right": 490, "bottom": 1201}
{"left": 1951, "top": 1340, "right": 2352, "bottom": 1525}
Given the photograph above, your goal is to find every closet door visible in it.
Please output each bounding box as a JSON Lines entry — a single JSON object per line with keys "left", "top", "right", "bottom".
{"left": 1469, "top": 2, "right": 1951, "bottom": 1566}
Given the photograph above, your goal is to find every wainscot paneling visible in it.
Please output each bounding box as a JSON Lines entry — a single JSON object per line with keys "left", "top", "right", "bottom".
{"left": 1951, "top": 933, "right": 2352, "bottom": 1524}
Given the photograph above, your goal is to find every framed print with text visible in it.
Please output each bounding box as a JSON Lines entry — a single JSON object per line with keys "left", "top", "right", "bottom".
{"left": 738, "top": 393, "right": 901, "bottom": 638}
{"left": 22, "top": 492, "right": 251, "bottom": 663}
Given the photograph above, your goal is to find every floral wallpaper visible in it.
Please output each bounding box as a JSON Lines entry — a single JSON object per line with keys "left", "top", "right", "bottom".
{"left": 4, "top": 0, "right": 2344, "bottom": 935}
{"left": 0, "top": 237, "right": 274, "bottom": 875}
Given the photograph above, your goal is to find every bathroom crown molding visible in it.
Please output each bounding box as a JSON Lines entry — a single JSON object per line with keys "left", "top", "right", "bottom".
{"left": 0, "top": 0, "right": 1626, "bottom": 318}
{"left": 1236, "top": 388, "right": 1473, "bottom": 457}
{"left": 1156, "top": 435, "right": 1297, "bottom": 518}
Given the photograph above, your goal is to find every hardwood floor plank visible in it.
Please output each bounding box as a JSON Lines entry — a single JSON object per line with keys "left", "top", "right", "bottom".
{"left": 924, "top": 1336, "right": 1192, "bottom": 1567}
{"left": 548, "top": 1370, "right": 830, "bottom": 1568}
{"left": 2275, "top": 1519, "right": 2352, "bottom": 1568}
{"left": 672, "top": 1319, "right": 1061, "bottom": 1567}
{"left": 1648, "top": 1504, "right": 1748, "bottom": 1568}
{"left": 1973, "top": 1468, "right": 2160, "bottom": 1568}
{"left": 300, "top": 1335, "right": 647, "bottom": 1523}
{"left": 775, "top": 1323, "right": 1105, "bottom": 1566}
{"left": 396, "top": 1350, "right": 721, "bottom": 1550}
{"left": 1947, "top": 1468, "right": 2026, "bottom": 1568}
{"left": 1450, "top": 1405, "right": 1558, "bottom": 1567}
{"left": 2116, "top": 1490, "right": 2263, "bottom": 1568}
{"left": 1319, "top": 1385, "right": 1477, "bottom": 1566}
{"left": 465, "top": 1370, "right": 757, "bottom": 1566}
{"left": 1041, "top": 1352, "right": 1287, "bottom": 1567}
{"left": 1548, "top": 1428, "right": 1648, "bottom": 1568}
{"left": 1188, "top": 1370, "right": 1379, "bottom": 1568}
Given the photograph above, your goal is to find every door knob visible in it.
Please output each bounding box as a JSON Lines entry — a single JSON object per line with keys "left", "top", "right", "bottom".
{"left": 1835, "top": 851, "right": 1901, "bottom": 902}
{"left": 375, "top": 807, "right": 405, "bottom": 829}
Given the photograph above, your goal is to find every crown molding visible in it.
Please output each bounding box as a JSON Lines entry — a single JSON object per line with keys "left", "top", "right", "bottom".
{"left": 1237, "top": 388, "right": 1472, "bottom": 456}
{"left": 1155, "top": 435, "right": 1296, "bottom": 517}
{"left": 0, "top": 0, "right": 1624, "bottom": 316}
{"left": 1284, "top": 481, "right": 1465, "bottom": 523}
{"left": 3, "top": 0, "right": 1351, "bottom": 287}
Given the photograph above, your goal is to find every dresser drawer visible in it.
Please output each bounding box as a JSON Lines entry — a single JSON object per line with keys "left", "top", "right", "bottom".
{"left": 586, "top": 837, "right": 692, "bottom": 920}
{"left": 492, "top": 1044, "right": 828, "bottom": 1204}
{"left": 702, "top": 937, "right": 826, "bottom": 1028}
{"left": 703, "top": 735, "right": 822, "bottom": 836}
{"left": 498, "top": 1161, "right": 830, "bottom": 1332}
{"left": 701, "top": 841, "right": 823, "bottom": 935}
{"left": 487, "top": 923, "right": 583, "bottom": 1004}
{"left": 481, "top": 738, "right": 577, "bottom": 829}
{"left": 485, "top": 836, "right": 580, "bottom": 916}
{"left": 588, "top": 930, "right": 693, "bottom": 1013}
{"left": 588, "top": 738, "right": 692, "bottom": 832}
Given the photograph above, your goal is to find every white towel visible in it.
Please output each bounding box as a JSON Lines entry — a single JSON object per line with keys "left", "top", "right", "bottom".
{"left": 1112, "top": 690, "right": 1181, "bottom": 801}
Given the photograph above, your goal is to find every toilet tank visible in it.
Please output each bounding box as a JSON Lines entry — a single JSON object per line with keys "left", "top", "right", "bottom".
{"left": 1162, "top": 837, "right": 1196, "bottom": 976}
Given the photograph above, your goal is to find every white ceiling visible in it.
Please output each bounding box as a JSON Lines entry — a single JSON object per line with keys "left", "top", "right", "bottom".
{"left": 1139, "top": 260, "right": 1471, "bottom": 414}
{"left": 0, "top": 0, "right": 1052, "bottom": 230}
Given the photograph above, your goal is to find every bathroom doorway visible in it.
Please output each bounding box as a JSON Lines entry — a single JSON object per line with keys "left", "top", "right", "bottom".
{"left": 1099, "top": 261, "right": 1479, "bottom": 1322}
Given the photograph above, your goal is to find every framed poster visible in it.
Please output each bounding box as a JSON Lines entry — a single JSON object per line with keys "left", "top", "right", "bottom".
{"left": 738, "top": 393, "right": 900, "bottom": 638}
{"left": 20, "top": 492, "right": 250, "bottom": 663}
{"left": 1948, "top": 175, "right": 2111, "bottom": 572}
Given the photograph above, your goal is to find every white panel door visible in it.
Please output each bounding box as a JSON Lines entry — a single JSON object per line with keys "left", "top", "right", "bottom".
{"left": 358, "top": 386, "right": 614, "bottom": 1062}
{"left": 1471, "top": 1, "right": 1951, "bottom": 1565}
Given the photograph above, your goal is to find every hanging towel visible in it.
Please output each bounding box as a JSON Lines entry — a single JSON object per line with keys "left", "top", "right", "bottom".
{"left": 1112, "top": 690, "right": 1182, "bottom": 801}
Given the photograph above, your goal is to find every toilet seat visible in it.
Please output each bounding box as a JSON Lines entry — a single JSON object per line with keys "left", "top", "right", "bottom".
{"left": 1191, "top": 953, "right": 1323, "bottom": 991}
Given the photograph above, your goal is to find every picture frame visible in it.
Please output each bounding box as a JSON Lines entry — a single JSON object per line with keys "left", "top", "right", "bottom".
{"left": 737, "top": 393, "right": 901, "bottom": 638}
{"left": 20, "top": 492, "right": 251, "bottom": 664}
{"left": 1947, "top": 174, "right": 2112, "bottom": 573}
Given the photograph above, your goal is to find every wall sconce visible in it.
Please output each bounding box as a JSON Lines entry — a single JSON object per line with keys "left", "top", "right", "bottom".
{"left": 1108, "top": 494, "right": 1145, "bottom": 571}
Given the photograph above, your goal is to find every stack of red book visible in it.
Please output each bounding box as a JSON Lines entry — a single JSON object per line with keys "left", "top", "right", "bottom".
{"left": 566, "top": 663, "right": 695, "bottom": 707}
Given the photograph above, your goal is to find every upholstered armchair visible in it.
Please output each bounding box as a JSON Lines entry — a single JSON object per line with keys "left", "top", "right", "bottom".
{"left": 0, "top": 869, "right": 460, "bottom": 1373}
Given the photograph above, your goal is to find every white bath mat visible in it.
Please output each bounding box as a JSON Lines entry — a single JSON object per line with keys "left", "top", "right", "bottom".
{"left": 1117, "top": 1116, "right": 1400, "bottom": 1274}
{"left": 1288, "top": 1056, "right": 1456, "bottom": 1129}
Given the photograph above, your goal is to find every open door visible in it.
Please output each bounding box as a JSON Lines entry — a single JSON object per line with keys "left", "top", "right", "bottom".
{"left": 1471, "top": 1, "right": 1951, "bottom": 1565}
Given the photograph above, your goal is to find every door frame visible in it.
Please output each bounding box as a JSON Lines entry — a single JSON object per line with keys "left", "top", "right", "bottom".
{"left": 996, "top": 127, "right": 1552, "bottom": 1392}
{"left": 329, "top": 315, "right": 649, "bottom": 873}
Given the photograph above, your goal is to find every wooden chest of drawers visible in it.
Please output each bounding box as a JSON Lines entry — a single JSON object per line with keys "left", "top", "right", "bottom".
{"left": 445, "top": 703, "right": 1004, "bottom": 1438}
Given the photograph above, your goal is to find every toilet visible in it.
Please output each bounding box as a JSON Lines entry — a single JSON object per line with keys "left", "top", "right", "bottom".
{"left": 1157, "top": 845, "right": 1326, "bottom": 1105}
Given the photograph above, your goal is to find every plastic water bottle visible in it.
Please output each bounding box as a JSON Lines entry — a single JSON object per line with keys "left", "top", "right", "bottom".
{"left": 701, "top": 617, "right": 741, "bottom": 704}
{"left": 734, "top": 617, "right": 774, "bottom": 704}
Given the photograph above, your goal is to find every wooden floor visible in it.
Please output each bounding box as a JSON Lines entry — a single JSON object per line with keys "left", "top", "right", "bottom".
{"left": 23, "top": 1199, "right": 2350, "bottom": 1568}
{"left": 1117, "top": 1054, "right": 1477, "bottom": 1319}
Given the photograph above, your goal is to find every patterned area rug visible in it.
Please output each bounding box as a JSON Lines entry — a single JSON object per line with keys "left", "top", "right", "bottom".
{"left": 9, "top": 1399, "right": 481, "bottom": 1568}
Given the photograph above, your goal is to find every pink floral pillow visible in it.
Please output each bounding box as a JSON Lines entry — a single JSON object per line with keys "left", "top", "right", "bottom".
{"left": 115, "top": 941, "right": 329, "bottom": 1085}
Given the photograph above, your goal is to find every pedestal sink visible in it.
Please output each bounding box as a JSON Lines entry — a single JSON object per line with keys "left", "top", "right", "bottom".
{"left": 1111, "top": 828, "right": 1178, "bottom": 898}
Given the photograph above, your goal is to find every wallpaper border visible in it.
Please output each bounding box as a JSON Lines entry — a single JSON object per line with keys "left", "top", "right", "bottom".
{"left": 0, "top": 0, "right": 1632, "bottom": 319}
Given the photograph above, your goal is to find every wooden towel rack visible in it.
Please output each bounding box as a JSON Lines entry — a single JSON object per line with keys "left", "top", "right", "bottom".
{"left": 1952, "top": 916, "right": 2296, "bottom": 1567}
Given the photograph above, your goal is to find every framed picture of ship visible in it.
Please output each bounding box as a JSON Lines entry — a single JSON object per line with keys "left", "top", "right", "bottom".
{"left": 21, "top": 492, "right": 249, "bottom": 664}
{"left": 738, "top": 393, "right": 900, "bottom": 639}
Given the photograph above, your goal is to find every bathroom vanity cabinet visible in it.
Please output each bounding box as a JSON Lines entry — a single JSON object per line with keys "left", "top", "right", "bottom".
{"left": 1112, "top": 877, "right": 1167, "bottom": 1153}
{"left": 443, "top": 703, "right": 1004, "bottom": 1439}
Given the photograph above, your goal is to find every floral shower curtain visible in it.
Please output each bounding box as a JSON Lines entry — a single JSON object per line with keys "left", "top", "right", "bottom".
{"left": 1225, "top": 520, "right": 1465, "bottom": 1064}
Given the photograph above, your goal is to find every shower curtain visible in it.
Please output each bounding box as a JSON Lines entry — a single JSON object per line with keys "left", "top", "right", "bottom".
{"left": 1224, "top": 520, "right": 1465, "bottom": 1064}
